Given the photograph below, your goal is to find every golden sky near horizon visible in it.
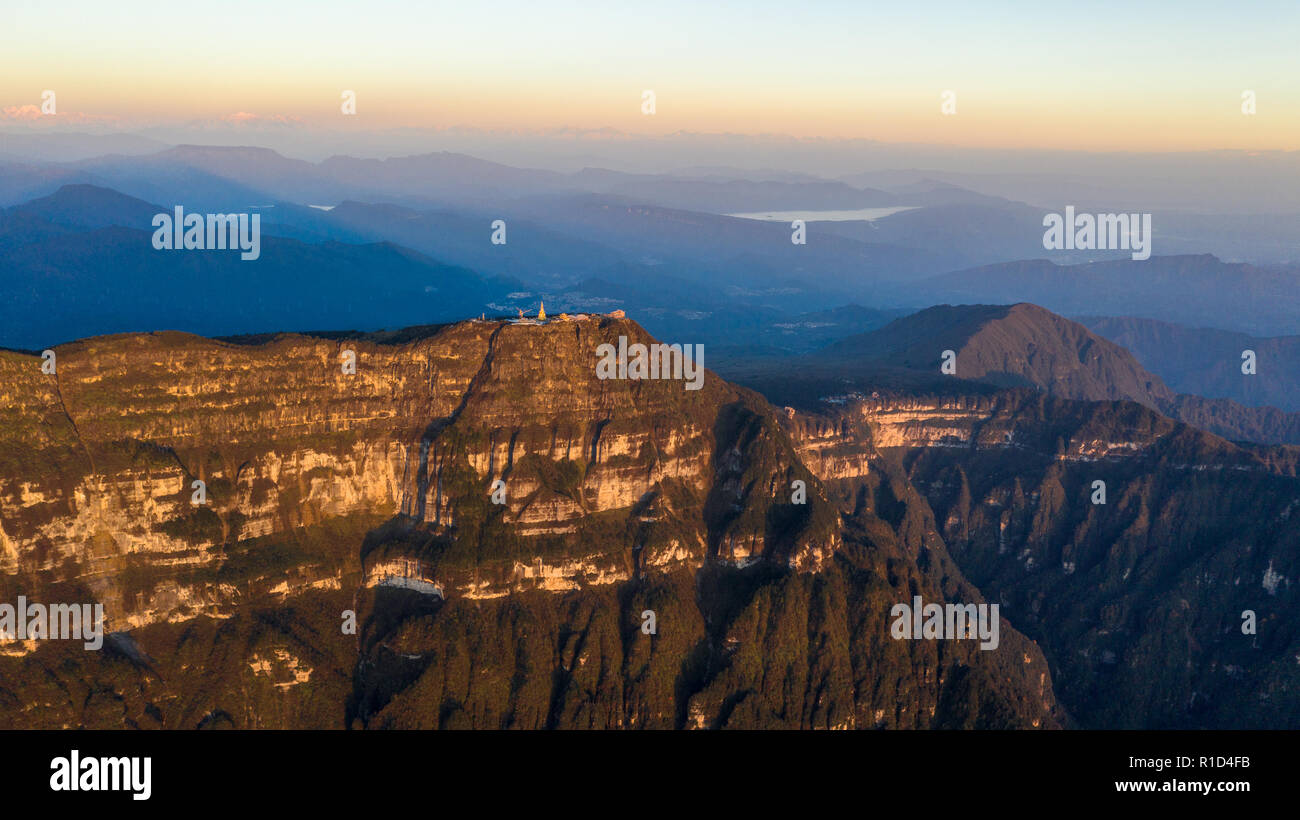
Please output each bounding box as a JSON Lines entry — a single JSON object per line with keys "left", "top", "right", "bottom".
{"left": 3, "top": 0, "right": 1297, "bottom": 152}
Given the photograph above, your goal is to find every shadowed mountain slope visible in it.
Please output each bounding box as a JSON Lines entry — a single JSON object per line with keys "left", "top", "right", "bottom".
{"left": 806, "top": 303, "right": 1300, "bottom": 446}
{"left": 1082, "top": 315, "right": 1300, "bottom": 413}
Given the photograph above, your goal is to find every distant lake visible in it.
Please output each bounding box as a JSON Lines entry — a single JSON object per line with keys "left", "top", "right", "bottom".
{"left": 726, "top": 206, "right": 919, "bottom": 222}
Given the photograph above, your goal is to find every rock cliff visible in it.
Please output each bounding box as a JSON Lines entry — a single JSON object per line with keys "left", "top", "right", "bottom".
{"left": 0, "top": 317, "right": 1060, "bottom": 729}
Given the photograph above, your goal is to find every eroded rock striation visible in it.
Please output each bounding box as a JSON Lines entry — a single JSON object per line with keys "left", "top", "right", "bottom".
{"left": 0, "top": 317, "right": 1060, "bottom": 729}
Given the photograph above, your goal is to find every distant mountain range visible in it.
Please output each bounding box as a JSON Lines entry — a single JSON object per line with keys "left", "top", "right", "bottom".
{"left": 0, "top": 186, "right": 511, "bottom": 347}
{"left": 920, "top": 255, "right": 1300, "bottom": 336}
{"left": 1081, "top": 315, "right": 1300, "bottom": 413}
{"left": 5, "top": 144, "right": 1299, "bottom": 333}
{"left": 0, "top": 184, "right": 906, "bottom": 351}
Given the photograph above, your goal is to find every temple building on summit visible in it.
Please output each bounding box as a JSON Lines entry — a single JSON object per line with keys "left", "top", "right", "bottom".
{"left": 507, "top": 301, "right": 621, "bottom": 326}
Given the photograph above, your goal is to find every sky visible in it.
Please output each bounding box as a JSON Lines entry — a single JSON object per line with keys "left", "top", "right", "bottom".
{"left": 2, "top": 0, "right": 1298, "bottom": 151}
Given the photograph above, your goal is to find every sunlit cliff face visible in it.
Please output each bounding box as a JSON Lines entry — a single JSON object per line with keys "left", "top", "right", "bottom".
{"left": 0, "top": 317, "right": 1064, "bottom": 730}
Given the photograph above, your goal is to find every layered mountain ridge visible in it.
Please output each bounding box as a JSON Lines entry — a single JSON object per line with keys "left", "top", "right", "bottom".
{"left": 1082, "top": 315, "right": 1300, "bottom": 413}
{"left": 4, "top": 305, "right": 1297, "bottom": 729}
{"left": 0, "top": 316, "right": 1059, "bottom": 729}
{"left": 812, "top": 302, "right": 1300, "bottom": 446}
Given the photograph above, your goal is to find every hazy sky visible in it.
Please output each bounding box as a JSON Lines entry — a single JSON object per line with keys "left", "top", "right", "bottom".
{"left": 3, "top": 0, "right": 1298, "bottom": 151}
